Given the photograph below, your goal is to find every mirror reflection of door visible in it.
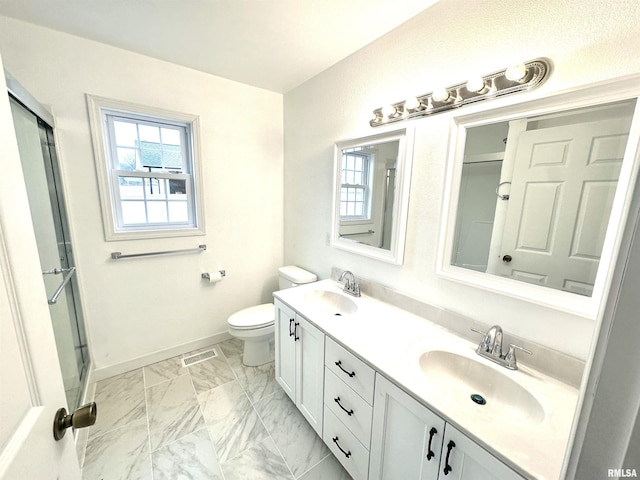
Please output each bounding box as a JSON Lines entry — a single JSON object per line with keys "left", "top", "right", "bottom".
{"left": 495, "top": 117, "right": 628, "bottom": 295}
{"left": 453, "top": 99, "right": 636, "bottom": 297}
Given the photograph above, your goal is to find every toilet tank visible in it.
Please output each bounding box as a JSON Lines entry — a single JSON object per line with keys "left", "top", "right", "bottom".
{"left": 278, "top": 265, "right": 317, "bottom": 290}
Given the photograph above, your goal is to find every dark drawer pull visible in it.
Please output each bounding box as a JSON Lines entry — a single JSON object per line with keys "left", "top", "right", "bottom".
{"left": 294, "top": 322, "right": 299, "bottom": 341}
{"left": 334, "top": 397, "right": 354, "bottom": 416}
{"left": 426, "top": 427, "right": 437, "bottom": 461}
{"left": 289, "top": 318, "right": 295, "bottom": 337}
{"left": 443, "top": 440, "right": 456, "bottom": 475}
{"left": 335, "top": 360, "right": 356, "bottom": 378}
{"left": 332, "top": 436, "right": 351, "bottom": 458}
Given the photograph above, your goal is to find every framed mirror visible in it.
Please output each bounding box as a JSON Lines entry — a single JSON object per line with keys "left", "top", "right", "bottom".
{"left": 331, "top": 128, "right": 414, "bottom": 264}
{"left": 439, "top": 81, "right": 640, "bottom": 317}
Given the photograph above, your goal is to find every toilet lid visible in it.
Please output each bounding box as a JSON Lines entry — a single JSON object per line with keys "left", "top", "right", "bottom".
{"left": 228, "top": 303, "right": 274, "bottom": 329}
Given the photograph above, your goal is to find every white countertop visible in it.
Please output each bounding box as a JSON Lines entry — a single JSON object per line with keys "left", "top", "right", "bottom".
{"left": 273, "top": 279, "right": 578, "bottom": 480}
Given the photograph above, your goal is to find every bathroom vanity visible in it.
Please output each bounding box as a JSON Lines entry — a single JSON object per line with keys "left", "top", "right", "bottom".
{"left": 273, "top": 279, "right": 578, "bottom": 480}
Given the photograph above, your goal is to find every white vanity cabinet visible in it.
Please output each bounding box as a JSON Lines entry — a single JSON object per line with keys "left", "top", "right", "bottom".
{"left": 273, "top": 297, "right": 529, "bottom": 480}
{"left": 437, "top": 425, "right": 525, "bottom": 480}
{"left": 322, "top": 338, "right": 376, "bottom": 480}
{"left": 274, "top": 299, "right": 325, "bottom": 436}
{"left": 369, "top": 374, "right": 446, "bottom": 480}
{"left": 369, "top": 374, "right": 525, "bottom": 480}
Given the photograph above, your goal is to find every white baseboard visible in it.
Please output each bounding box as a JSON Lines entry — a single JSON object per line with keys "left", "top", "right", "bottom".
{"left": 93, "top": 331, "right": 233, "bottom": 382}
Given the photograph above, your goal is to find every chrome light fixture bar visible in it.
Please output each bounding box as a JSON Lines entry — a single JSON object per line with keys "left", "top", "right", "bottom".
{"left": 370, "top": 58, "right": 551, "bottom": 127}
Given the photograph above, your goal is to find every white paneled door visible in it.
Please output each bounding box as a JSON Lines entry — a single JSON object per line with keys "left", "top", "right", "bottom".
{"left": 0, "top": 64, "right": 81, "bottom": 479}
{"left": 496, "top": 118, "right": 629, "bottom": 295}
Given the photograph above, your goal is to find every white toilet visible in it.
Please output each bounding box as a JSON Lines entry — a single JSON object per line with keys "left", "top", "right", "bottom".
{"left": 227, "top": 265, "right": 317, "bottom": 366}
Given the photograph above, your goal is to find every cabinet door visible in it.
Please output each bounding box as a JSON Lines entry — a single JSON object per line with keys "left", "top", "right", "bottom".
{"left": 369, "top": 374, "right": 445, "bottom": 480}
{"left": 274, "top": 300, "right": 296, "bottom": 401}
{"left": 296, "top": 315, "right": 325, "bottom": 435}
{"left": 437, "top": 425, "right": 525, "bottom": 480}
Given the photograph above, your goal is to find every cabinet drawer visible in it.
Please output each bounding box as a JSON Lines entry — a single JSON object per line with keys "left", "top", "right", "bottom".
{"left": 324, "top": 368, "right": 373, "bottom": 447}
{"left": 325, "top": 338, "right": 375, "bottom": 404}
{"left": 323, "top": 409, "right": 369, "bottom": 480}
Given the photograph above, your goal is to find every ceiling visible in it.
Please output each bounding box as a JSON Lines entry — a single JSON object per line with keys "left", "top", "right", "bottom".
{"left": 0, "top": 0, "right": 439, "bottom": 93}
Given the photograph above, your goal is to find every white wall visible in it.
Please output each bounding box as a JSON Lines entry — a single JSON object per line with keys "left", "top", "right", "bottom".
{"left": 283, "top": 0, "right": 640, "bottom": 360}
{"left": 0, "top": 17, "right": 284, "bottom": 373}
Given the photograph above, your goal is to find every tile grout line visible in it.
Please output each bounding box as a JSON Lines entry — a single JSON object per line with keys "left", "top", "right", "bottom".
{"left": 226, "top": 351, "right": 299, "bottom": 478}
{"left": 218, "top": 344, "right": 297, "bottom": 478}
{"left": 148, "top": 353, "right": 223, "bottom": 456}
{"left": 254, "top": 401, "right": 297, "bottom": 480}
{"left": 296, "top": 453, "right": 335, "bottom": 479}
{"left": 186, "top": 355, "right": 229, "bottom": 480}
{"left": 87, "top": 340, "right": 340, "bottom": 479}
{"left": 142, "top": 366, "right": 155, "bottom": 480}
{"left": 82, "top": 370, "right": 149, "bottom": 479}
{"left": 143, "top": 360, "right": 187, "bottom": 389}
{"left": 83, "top": 417, "right": 148, "bottom": 444}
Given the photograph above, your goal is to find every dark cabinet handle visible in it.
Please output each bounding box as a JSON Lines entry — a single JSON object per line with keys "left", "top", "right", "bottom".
{"left": 426, "top": 427, "right": 437, "bottom": 461}
{"left": 294, "top": 322, "right": 299, "bottom": 341}
{"left": 289, "top": 318, "right": 295, "bottom": 337}
{"left": 334, "top": 397, "right": 354, "bottom": 416}
{"left": 502, "top": 254, "right": 512, "bottom": 263}
{"left": 332, "top": 436, "right": 351, "bottom": 458}
{"left": 443, "top": 440, "right": 456, "bottom": 475}
{"left": 335, "top": 360, "right": 356, "bottom": 377}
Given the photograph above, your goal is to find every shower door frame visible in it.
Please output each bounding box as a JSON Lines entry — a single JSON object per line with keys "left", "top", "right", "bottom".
{"left": 6, "top": 71, "right": 91, "bottom": 412}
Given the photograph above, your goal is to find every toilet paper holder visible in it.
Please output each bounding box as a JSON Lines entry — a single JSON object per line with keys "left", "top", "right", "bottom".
{"left": 202, "top": 270, "right": 226, "bottom": 280}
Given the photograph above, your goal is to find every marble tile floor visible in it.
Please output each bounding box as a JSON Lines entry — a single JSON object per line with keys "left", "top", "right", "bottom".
{"left": 82, "top": 338, "right": 352, "bottom": 480}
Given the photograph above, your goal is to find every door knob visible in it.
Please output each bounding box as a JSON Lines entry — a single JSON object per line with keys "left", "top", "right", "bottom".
{"left": 502, "top": 254, "right": 512, "bottom": 263}
{"left": 53, "top": 402, "right": 97, "bottom": 441}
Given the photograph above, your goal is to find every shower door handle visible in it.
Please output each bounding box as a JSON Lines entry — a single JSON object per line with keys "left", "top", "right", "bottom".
{"left": 47, "top": 266, "right": 76, "bottom": 305}
{"left": 42, "top": 267, "right": 74, "bottom": 275}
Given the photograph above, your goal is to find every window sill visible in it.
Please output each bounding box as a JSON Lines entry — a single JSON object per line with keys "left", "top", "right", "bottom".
{"left": 105, "top": 225, "right": 206, "bottom": 242}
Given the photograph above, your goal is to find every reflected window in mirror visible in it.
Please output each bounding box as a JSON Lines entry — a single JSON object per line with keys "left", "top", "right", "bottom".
{"left": 440, "top": 88, "right": 640, "bottom": 316}
{"left": 340, "top": 148, "right": 372, "bottom": 221}
{"left": 332, "top": 129, "right": 413, "bottom": 265}
{"left": 339, "top": 142, "right": 399, "bottom": 249}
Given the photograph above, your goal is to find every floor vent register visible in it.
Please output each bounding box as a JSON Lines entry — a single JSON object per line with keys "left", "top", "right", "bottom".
{"left": 181, "top": 348, "right": 218, "bottom": 368}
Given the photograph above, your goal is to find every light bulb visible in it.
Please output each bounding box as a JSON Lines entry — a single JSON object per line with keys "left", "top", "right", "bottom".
{"left": 432, "top": 87, "right": 450, "bottom": 102}
{"left": 404, "top": 96, "right": 421, "bottom": 111}
{"left": 466, "top": 76, "right": 486, "bottom": 93}
{"left": 505, "top": 63, "right": 528, "bottom": 82}
{"left": 381, "top": 104, "right": 397, "bottom": 118}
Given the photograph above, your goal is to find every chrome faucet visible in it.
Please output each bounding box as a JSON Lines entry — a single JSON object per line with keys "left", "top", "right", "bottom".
{"left": 471, "top": 325, "right": 532, "bottom": 370}
{"left": 338, "top": 270, "right": 361, "bottom": 297}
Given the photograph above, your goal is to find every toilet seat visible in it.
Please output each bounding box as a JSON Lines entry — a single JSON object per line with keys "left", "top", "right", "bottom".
{"left": 227, "top": 303, "right": 274, "bottom": 330}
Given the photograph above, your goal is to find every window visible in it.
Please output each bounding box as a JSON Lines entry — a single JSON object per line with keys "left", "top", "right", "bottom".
{"left": 88, "top": 96, "right": 204, "bottom": 240}
{"left": 340, "top": 148, "right": 371, "bottom": 220}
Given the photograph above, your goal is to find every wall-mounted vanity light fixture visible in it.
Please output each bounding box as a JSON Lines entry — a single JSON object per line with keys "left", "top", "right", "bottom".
{"left": 370, "top": 58, "right": 551, "bottom": 127}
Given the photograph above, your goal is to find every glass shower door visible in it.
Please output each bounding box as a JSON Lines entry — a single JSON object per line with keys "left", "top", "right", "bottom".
{"left": 10, "top": 96, "right": 89, "bottom": 411}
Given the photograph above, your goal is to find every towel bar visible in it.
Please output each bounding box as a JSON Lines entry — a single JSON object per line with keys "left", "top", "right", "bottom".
{"left": 111, "top": 244, "right": 207, "bottom": 260}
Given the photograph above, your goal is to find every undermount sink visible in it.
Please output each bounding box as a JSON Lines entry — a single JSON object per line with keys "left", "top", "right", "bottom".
{"left": 303, "top": 289, "right": 358, "bottom": 316}
{"left": 419, "top": 350, "right": 545, "bottom": 424}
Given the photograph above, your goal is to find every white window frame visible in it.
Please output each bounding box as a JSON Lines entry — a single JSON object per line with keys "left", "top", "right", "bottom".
{"left": 340, "top": 149, "right": 372, "bottom": 222}
{"left": 87, "top": 95, "right": 205, "bottom": 240}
